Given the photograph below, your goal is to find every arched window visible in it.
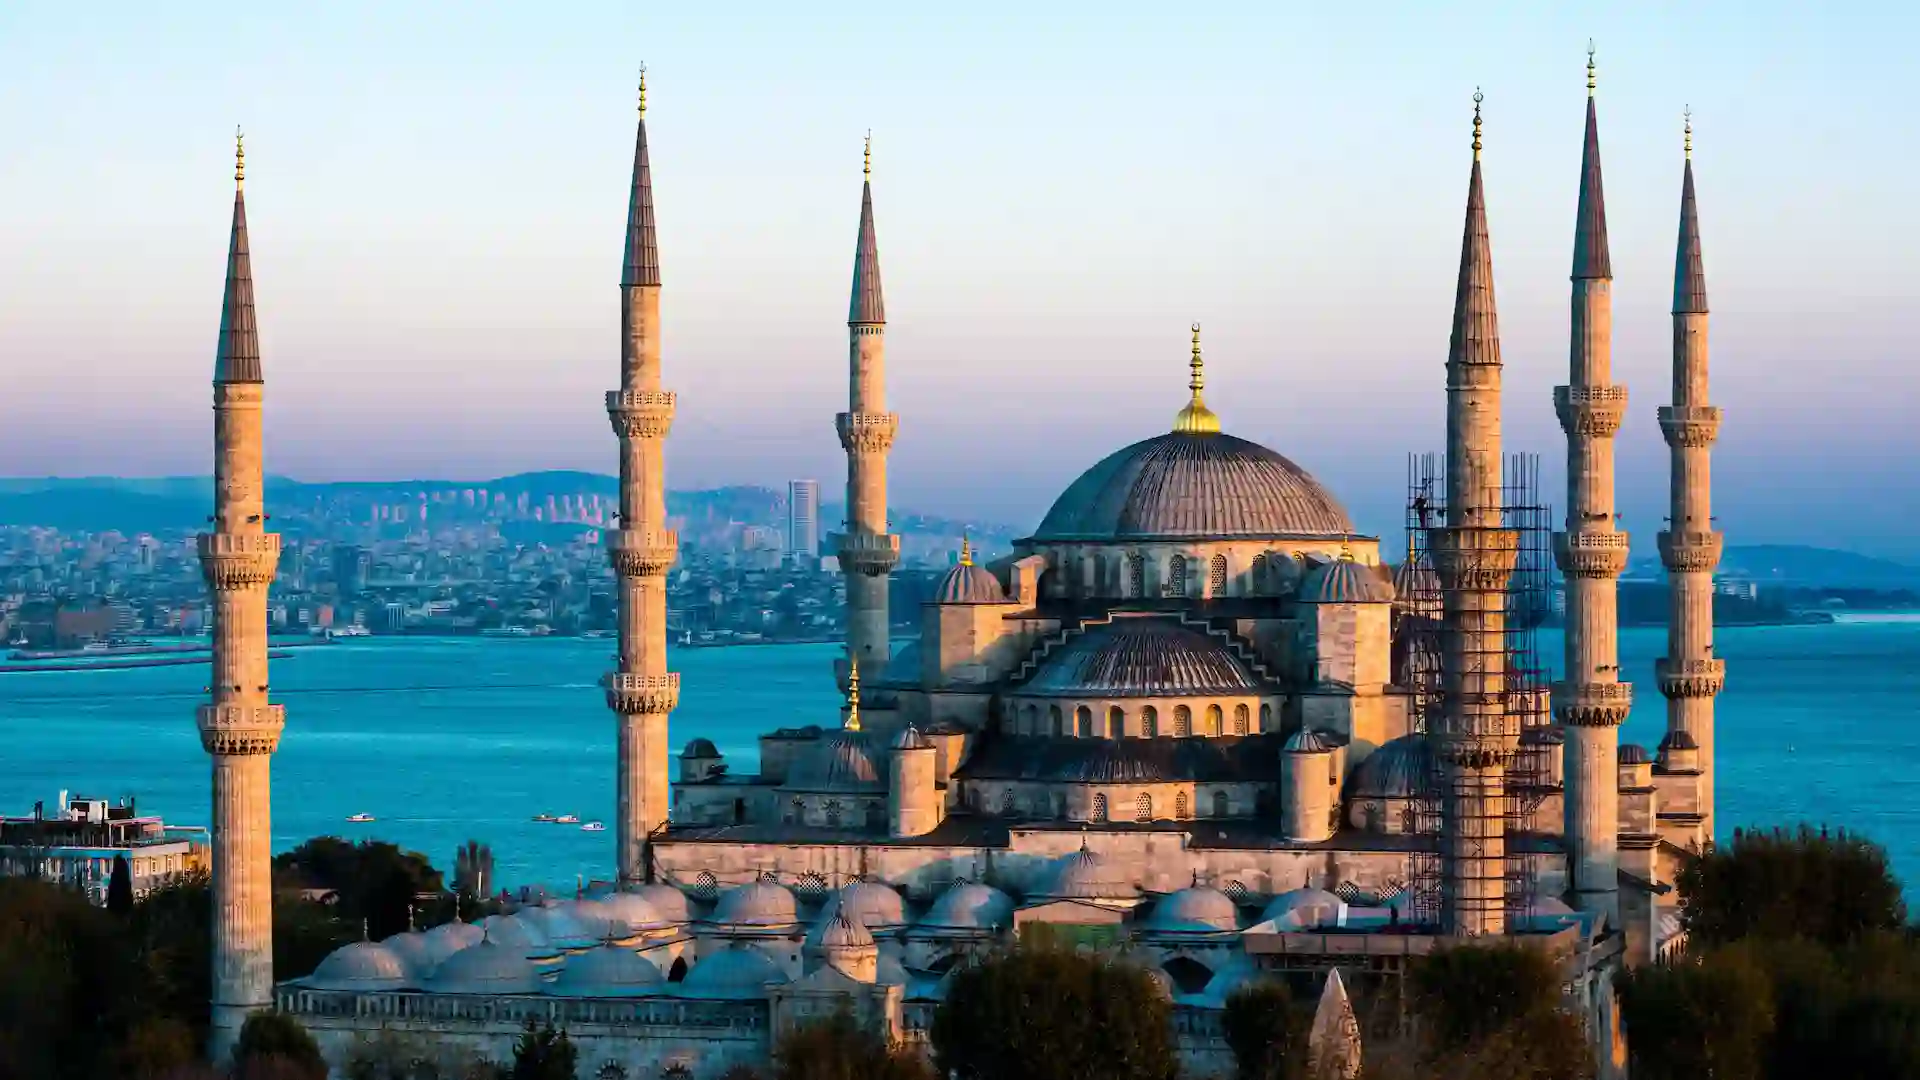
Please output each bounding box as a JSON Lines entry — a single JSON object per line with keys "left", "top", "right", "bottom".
{"left": 1023, "top": 704, "right": 1038, "bottom": 735}
{"left": 1000, "top": 789, "right": 1016, "bottom": 816}
{"left": 1075, "top": 706, "right": 1093, "bottom": 737}
{"left": 1234, "top": 704, "right": 1250, "bottom": 736}
{"left": 1205, "top": 704, "right": 1224, "bottom": 737}
{"left": 1107, "top": 706, "right": 1124, "bottom": 739}
{"left": 667, "top": 956, "right": 689, "bottom": 982}
{"left": 824, "top": 799, "right": 842, "bottom": 827}
{"left": 1141, "top": 706, "right": 1158, "bottom": 738}
{"left": 1174, "top": 705, "right": 1192, "bottom": 738}
{"left": 1166, "top": 555, "right": 1188, "bottom": 598}
{"left": 1127, "top": 553, "right": 1145, "bottom": 598}
{"left": 1250, "top": 553, "right": 1269, "bottom": 594}
{"left": 1209, "top": 554, "right": 1228, "bottom": 597}
{"left": 1135, "top": 793, "right": 1153, "bottom": 822}
{"left": 1092, "top": 553, "right": 1108, "bottom": 595}
{"left": 1212, "top": 791, "right": 1230, "bottom": 819}
{"left": 1049, "top": 705, "right": 1064, "bottom": 736}
{"left": 1091, "top": 793, "right": 1109, "bottom": 823}
{"left": 1259, "top": 703, "right": 1272, "bottom": 732}
{"left": 1175, "top": 791, "right": 1190, "bottom": 819}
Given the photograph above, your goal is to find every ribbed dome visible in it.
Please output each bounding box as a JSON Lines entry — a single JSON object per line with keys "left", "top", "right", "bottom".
{"left": 935, "top": 562, "right": 1008, "bottom": 605}
{"left": 594, "top": 892, "right": 669, "bottom": 934}
{"left": 1301, "top": 559, "right": 1394, "bottom": 604}
{"left": 632, "top": 884, "right": 694, "bottom": 924}
{"left": 425, "top": 939, "right": 541, "bottom": 995}
{"left": 682, "top": 738, "right": 721, "bottom": 759}
{"left": 787, "top": 729, "right": 885, "bottom": 793}
{"left": 710, "top": 881, "right": 799, "bottom": 927}
{"left": 816, "top": 909, "right": 875, "bottom": 949}
{"left": 892, "top": 725, "right": 933, "bottom": 751}
{"left": 1348, "top": 735, "right": 1432, "bottom": 801}
{"left": 307, "top": 940, "right": 415, "bottom": 991}
{"left": 1619, "top": 743, "right": 1653, "bottom": 766}
{"left": 421, "top": 920, "right": 484, "bottom": 965}
{"left": 1023, "top": 618, "right": 1261, "bottom": 698}
{"left": 547, "top": 943, "right": 663, "bottom": 997}
{"left": 836, "top": 881, "right": 907, "bottom": 928}
{"left": 920, "top": 882, "right": 1014, "bottom": 930}
{"left": 381, "top": 931, "right": 435, "bottom": 978}
{"left": 1261, "top": 887, "right": 1346, "bottom": 930}
{"left": 1038, "top": 844, "right": 1135, "bottom": 901}
{"left": 1032, "top": 432, "right": 1355, "bottom": 541}
{"left": 1145, "top": 886, "right": 1239, "bottom": 933}
{"left": 1284, "top": 729, "right": 1336, "bottom": 754}
{"left": 679, "top": 946, "right": 790, "bottom": 999}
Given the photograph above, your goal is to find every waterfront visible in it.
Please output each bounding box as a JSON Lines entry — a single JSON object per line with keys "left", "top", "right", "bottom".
{"left": 2, "top": 619, "right": 1915, "bottom": 891}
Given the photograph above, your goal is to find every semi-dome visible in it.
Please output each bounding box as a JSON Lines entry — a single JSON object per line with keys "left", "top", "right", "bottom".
{"left": 307, "top": 940, "right": 415, "bottom": 991}
{"left": 920, "top": 882, "right": 1014, "bottom": 930}
{"left": 1348, "top": 734, "right": 1433, "bottom": 801}
{"left": 421, "top": 920, "right": 485, "bottom": 965}
{"left": 681, "top": 738, "right": 721, "bottom": 759}
{"left": 380, "top": 931, "right": 436, "bottom": 978}
{"left": 679, "top": 946, "right": 790, "bottom": 999}
{"left": 1301, "top": 559, "right": 1395, "bottom": 604}
{"left": 837, "top": 880, "right": 907, "bottom": 928}
{"left": 1031, "top": 431, "right": 1355, "bottom": 542}
{"left": 1037, "top": 843, "right": 1135, "bottom": 901}
{"left": 425, "top": 939, "right": 541, "bottom": 995}
{"left": 1619, "top": 743, "right": 1653, "bottom": 766}
{"left": 1145, "top": 885, "right": 1240, "bottom": 933}
{"left": 935, "top": 540, "right": 1008, "bottom": 604}
{"left": 786, "top": 729, "right": 885, "bottom": 793}
{"left": 1022, "top": 617, "right": 1262, "bottom": 698}
{"left": 710, "top": 881, "right": 799, "bottom": 927}
{"left": 546, "top": 943, "right": 663, "bottom": 997}
{"left": 1283, "top": 729, "right": 1336, "bottom": 754}
{"left": 632, "top": 883, "right": 695, "bottom": 924}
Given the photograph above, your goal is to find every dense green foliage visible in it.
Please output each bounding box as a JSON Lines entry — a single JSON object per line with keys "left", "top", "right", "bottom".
{"left": 1402, "top": 942, "right": 1593, "bottom": 1080}
{"left": 772, "top": 1009, "right": 935, "bottom": 1080}
{"left": 929, "top": 941, "right": 1178, "bottom": 1080}
{"left": 1676, "top": 826, "right": 1906, "bottom": 951}
{"left": 507, "top": 1020, "right": 576, "bottom": 1080}
{"left": 231, "top": 1011, "right": 327, "bottom": 1080}
{"left": 274, "top": 836, "right": 448, "bottom": 939}
{"left": 1222, "top": 980, "right": 1307, "bottom": 1080}
{"left": 108, "top": 853, "right": 135, "bottom": 914}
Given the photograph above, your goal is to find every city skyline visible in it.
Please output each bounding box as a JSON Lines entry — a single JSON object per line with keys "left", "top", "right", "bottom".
{"left": 2, "top": 4, "right": 1915, "bottom": 555}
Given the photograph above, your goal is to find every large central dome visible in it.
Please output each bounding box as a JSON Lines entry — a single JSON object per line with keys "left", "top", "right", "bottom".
{"left": 1031, "top": 431, "right": 1355, "bottom": 542}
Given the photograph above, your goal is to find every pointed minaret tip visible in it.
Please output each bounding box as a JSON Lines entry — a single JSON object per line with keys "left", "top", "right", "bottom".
{"left": 1450, "top": 90, "right": 1502, "bottom": 371}
{"left": 1573, "top": 48, "right": 1612, "bottom": 280}
{"left": 1472, "top": 88, "right": 1483, "bottom": 161}
{"left": 1172, "top": 323, "right": 1221, "bottom": 434}
{"left": 1674, "top": 109, "right": 1709, "bottom": 315}
{"left": 622, "top": 69, "right": 660, "bottom": 288}
{"left": 234, "top": 127, "right": 245, "bottom": 189}
{"left": 1587, "top": 40, "right": 1597, "bottom": 96}
{"left": 848, "top": 135, "right": 886, "bottom": 324}
{"left": 959, "top": 532, "right": 973, "bottom": 567}
{"left": 215, "top": 131, "right": 262, "bottom": 385}
{"left": 638, "top": 62, "right": 647, "bottom": 118}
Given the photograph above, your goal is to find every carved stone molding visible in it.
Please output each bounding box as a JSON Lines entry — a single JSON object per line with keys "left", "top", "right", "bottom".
{"left": 1552, "top": 680, "right": 1633, "bottom": 727}
{"left": 197, "top": 533, "right": 281, "bottom": 588}
{"left": 836, "top": 411, "right": 898, "bottom": 454}
{"left": 1555, "top": 384, "right": 1629, "bottom": 438}
{"left": 603, "top": 672, "right": 680, "bottom": 716}
{"left": 1426, "top": 527, "right": 1520, "bottom": 591}
{"left": 606, "top": 390, "right": 677, "bottom": 439}
{"left": 832, "top": 531, "right": 901, "bottom": 576}
{"left": 1656, "top": 657, "right": 1726, "bottom": 699}
{"left": 1658, "top": 405, "right": 1721, "bottom": 449}
{"left": 1554, "top": 530, "right": 1630, "bottom": 578}
{"left": 1657, "top": 529, "right": 1723, "bottom": 573}
{"left": 196, "top": 703, "right": 285, "bottom": 755}
{"left": 607, "top": 529, "right": 679, "bottom": 578}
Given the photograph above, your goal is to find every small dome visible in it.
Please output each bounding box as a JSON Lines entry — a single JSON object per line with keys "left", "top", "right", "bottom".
{"left": 425, "top": 939, "right": 541, "bottom": 995}
{"left": 1261, "top": 887, "right": 1346, "bottom": 930}
{"left": 479, "top": 914, "right": 556, "bottom": 960}
{"left": 420, "top": 920, "right": 485, "bottom": 965}
{"left": 1038, "top": 844, "right": 1135, "bottom": 901}
{"left": 787, "top": 729, "right": 885, "bottom": 793}
{"left": 1145, "top": 886, "right": 1239, "bottom": 933}
{"left": 682, "top": 737, "right": 721, "bottom": 759}
{"left": 632, "top": 884, "right": 695, "bottom": 924}
{"left": 1348, "top": 735, "right": 1432, "bottom": 801}
{"left": 547, "top": 943, "right": 663, "bottom": 997}
{"left": 1619, "top": 744, "right": 1653, "bottom": 766}
{"left": 1659, "top": 730, "right": 1699, "bottom": 751}
{"left": 307, "top": 940, "right": 414, "bottom": 991}
{"left": 710, "top": 881, "right": 799, "bottom": 927}
{"left": 837, "top": 881, "right": 906, "bottom": 928}
{"left": 1283, "top": 729, "right": 1335, "bottom": 754}
{"left": 816, "top": 909, "right": 875, "bottom": 949}
{"left": 1301, "top": 559, "right": 1395, "bottom": 604}
{"left": 1022, "top": 617, "right": 1262, "bottom": 698}
{"left": 892, "top": 726, "right": 933, "bottom": 752}
{"left": 594, "top": 892, "right": 669, "bottom": 934}
{"left": 518, "top": 902, "right": 596, "bottom": 951}
{"left": 679, "top": 946, "right": 790, "bottom": 999}
{"left": 920, "top": 882, "right": 1014, "bottom": 930}
{"left": 380, "top": 931, "right": 436, "bottom": 978}
{"left": 1392, "top": 561, "right": 1441, "bottom": 609}
{"left": 935, "top": 561, "right": 1008, "bottom": 605}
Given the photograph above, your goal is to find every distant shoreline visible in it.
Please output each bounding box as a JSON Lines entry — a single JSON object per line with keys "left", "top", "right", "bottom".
{"left": 0, "top": 649, "right": 298, "bottom": 674}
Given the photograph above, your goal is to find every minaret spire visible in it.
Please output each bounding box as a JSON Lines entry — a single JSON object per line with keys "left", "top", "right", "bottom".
{"left": 1554, "top": 48, "right": 1632, "bottom": 922}
{"left": 199, "top": 129, "right": 285, "bottom": 1058}
{"left": 604, "top": 69, "right": 680, "bottom": 887}
{"left": 834, "top": 133, "right": 901, "bottom": 686}
{"left": 1172, "top": 323, "right": 1220, "bottom": 434}
{"left": 1657, "top": 110, "right": 1723, "bottom": 843}
{"left": 1430, "top": 89, "right": 1519, "bottom": 937}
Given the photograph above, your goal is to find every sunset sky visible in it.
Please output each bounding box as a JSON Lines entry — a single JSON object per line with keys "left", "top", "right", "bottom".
{"left": 1, "top": 3, "right": 1913, "bottom": 552}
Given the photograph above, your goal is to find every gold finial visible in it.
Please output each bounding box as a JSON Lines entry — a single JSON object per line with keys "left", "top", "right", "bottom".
{"left": 235, "top": 127, "right": 245, "bottom": 189}
{"left": 1172, "top": 322, "right": 1221, "bottom": 434}
{"left": 1338, "top": 539, "right": 1355, "bottom": 562}
{"left": 1683, "top": 106, "right": 1693, "bottom": 159}
{"left": 1471, "top": 89, "right": 1484, "bottom": 160}
{"left": 638, "top": 63, "right": 647, "bottom": 118}
{"left": 863, "top": 130, "right": 871, "bottom": 181}
{"left": 844, "top": 656, "right": 862, "bottom": 731}
{"left": 960, "top": 533, "right": 973, "bottom": 567}
{"left": 1587, "top": 41, "right": 1597, "bottom": 96}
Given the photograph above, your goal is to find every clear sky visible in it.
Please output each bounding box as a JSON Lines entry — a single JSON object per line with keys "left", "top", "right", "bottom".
{"left": 1, "top": 3, "right": 1914, "bottom": 554}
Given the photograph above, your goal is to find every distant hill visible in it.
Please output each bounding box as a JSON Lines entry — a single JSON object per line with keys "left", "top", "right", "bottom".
{"left": 1630, "top": 544, "right": 1920, "bottom": 589}
{"left": 0, "top": 490, "right": 205, "bottom": 533}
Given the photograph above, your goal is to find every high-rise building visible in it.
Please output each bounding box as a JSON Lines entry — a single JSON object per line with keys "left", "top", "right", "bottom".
{"left": 332, "top": 544, "right": 369, "bottom": 597}
{"left": 786, "top": 479, "right": 819, "bottom": 564}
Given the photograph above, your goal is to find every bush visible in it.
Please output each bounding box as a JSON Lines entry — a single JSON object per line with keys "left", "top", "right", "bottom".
{"left": 232, "top": 1010, "right": 328, "bottom": 1080}
{"left": 1617, "top": 947, "right": 1773, "bottom": 1080}
{"left": 931, "top": 942, "right": 1177, "bottom": 1080}
{"left": 1677, "top": 825, "right": 1905, "bottom": 951}
{"left": 509, "top": 1020, "right": 577, "bottom": 1080}
{"left": 773, "top": 1009, "right": 933, "bottom": 1080}
{"left": 1406, "top": 942, "right": 1591, "bottom": 1080}
{"left": 1223, "top": 980, "right": 1308, "bottom": 1080}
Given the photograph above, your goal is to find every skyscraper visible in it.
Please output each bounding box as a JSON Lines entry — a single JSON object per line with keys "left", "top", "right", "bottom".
{"left": 787, "top": 479, "right": 820, "bottom": 565}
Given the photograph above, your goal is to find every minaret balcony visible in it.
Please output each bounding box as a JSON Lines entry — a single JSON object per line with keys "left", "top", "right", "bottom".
{"left": 836, "top": 411, "right": 898, "bottom": 454}
{"left": 1657, "top": 530, "right": 1723, "bottom": 573}
{"left": 1425, "top": 526, "right": 1519, "bottom": 591}
{"left": 196, "top": 533, "right": 281, "bottom": 588}
{"left": 603, "top": 672, "right": 680, "bottom": 716}
{"left": 1553, "top": 530, "right": 1630, "bottom": 579}
{"left": 1430, "top": 730, "right": 1520, "bottom": 769}
{"left": 832, "top": 531, "right": 901, "bottom": 576}
{"left": 607, "top": 529, "right": 679, "bottom": 578}
{"left": 1554, "top": 385, "right": 1629, "bottom": 437}
{"left": 1551, "top": 680, "right": 1633, "bottom": 727}
{"left": 1656, "top": 657, "right": 1725, "bottom": 699}
{"left": 196, "top": 703, "right": 285, "bottom": 756}
{"left": 606, "top": 390, "right": 676, "bottom": 439}
{"left": 1658, "top": 405, "right": 1721, "bottom": 449}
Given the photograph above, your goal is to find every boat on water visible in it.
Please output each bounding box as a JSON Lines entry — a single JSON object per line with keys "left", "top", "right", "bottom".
{"left": 480, "top": 626, "right": 534, "bottom": 638}
{"left": 580, "top": 821, "right": 605, "bottom": 832}
{"left": 555, "top": 814, "right": 580, "bottom": 824}
{"left": 532, "top": 813, "right": 558, "bottom": 823}
{"left": 346, "top": 812, "right": 376, "bottom": 823}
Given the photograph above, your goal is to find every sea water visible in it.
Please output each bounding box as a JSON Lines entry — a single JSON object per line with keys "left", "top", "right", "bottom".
{"left": 2, "top": 619, "right": 1915, "bottom": 892}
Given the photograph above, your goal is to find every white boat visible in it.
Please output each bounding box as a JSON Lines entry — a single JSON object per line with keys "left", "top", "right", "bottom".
{"left": 580, "top": 821, "right": 606, "bottom": 832}
{"left": 532, "top": 813, "right": 557, "bottom": 823}
{"left": 346, "top": 813, "right": 376, "bottom": 823}
{"left": 555, "top": 814, "right": 580, "bottom": 825}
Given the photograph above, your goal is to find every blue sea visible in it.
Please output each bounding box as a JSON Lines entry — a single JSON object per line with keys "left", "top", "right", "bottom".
{"left": 3, "top": 620, "right": 1916, "bottom": 892}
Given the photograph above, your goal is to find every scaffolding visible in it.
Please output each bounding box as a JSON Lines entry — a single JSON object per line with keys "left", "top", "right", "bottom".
{"left": 1399, "top": 452, "right": 1553, "bottom": 928}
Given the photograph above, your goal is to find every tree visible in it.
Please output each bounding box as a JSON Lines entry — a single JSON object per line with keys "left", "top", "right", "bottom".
{"left": 1223, "top": 980, "right": 1308, "bottom": 1080}
{"left": 274, "top": 837, "right": 445, "bottom": 940}
{"left": 1616, "top": 947, "right": 1774, "bottom": 1080}
{"left": 1677, "top": 825, "right": 1906, "bottom": 951}
{"left": 232, "top": 1010, "right": 328, "bottom": 1080}
{"left": 509, "top": 1020, "right": 577, "bottom": 1080}
{"left": 930, "top": 942, "right": 1178, "bottom": 1080}
{"left": 773, "top": 1010, "right": 934, "bottom": 1080}
{"left": 108, "top": 854, "right": 135, "bottom": 915}
{"left": 454, "top": 840, "right": 495, "bottom": 900}
{"left": 1406, "top": 942, "right": 1591, "bottom": 1080}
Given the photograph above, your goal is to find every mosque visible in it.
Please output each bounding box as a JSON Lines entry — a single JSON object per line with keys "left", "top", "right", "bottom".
{"left": 195, "top": 57, "right": 1721, "bottom": 1080}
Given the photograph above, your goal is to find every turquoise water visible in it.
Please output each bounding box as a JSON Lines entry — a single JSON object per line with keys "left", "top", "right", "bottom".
{"left": 2, "top": 620, "right": 1915, "bottom": 892}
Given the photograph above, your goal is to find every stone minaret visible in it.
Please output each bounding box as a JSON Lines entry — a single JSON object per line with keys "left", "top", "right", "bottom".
{"left": 1657, "top": 111, "right": 1722, "bottom": 835}
{"left": 833, "top": 135, "right": 899, "bottom": 686}
{"left": 1429, "top": 93, "right": 1520, "bottom": 937}
{"left": 1553, "top": 50, "right": 1632, "bottom": 921}
{"left": 199, "top": 131, "right": 285, "bottom": 1057}
{"left": 604, "top": 70, "right": 679, "bottom": 886}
